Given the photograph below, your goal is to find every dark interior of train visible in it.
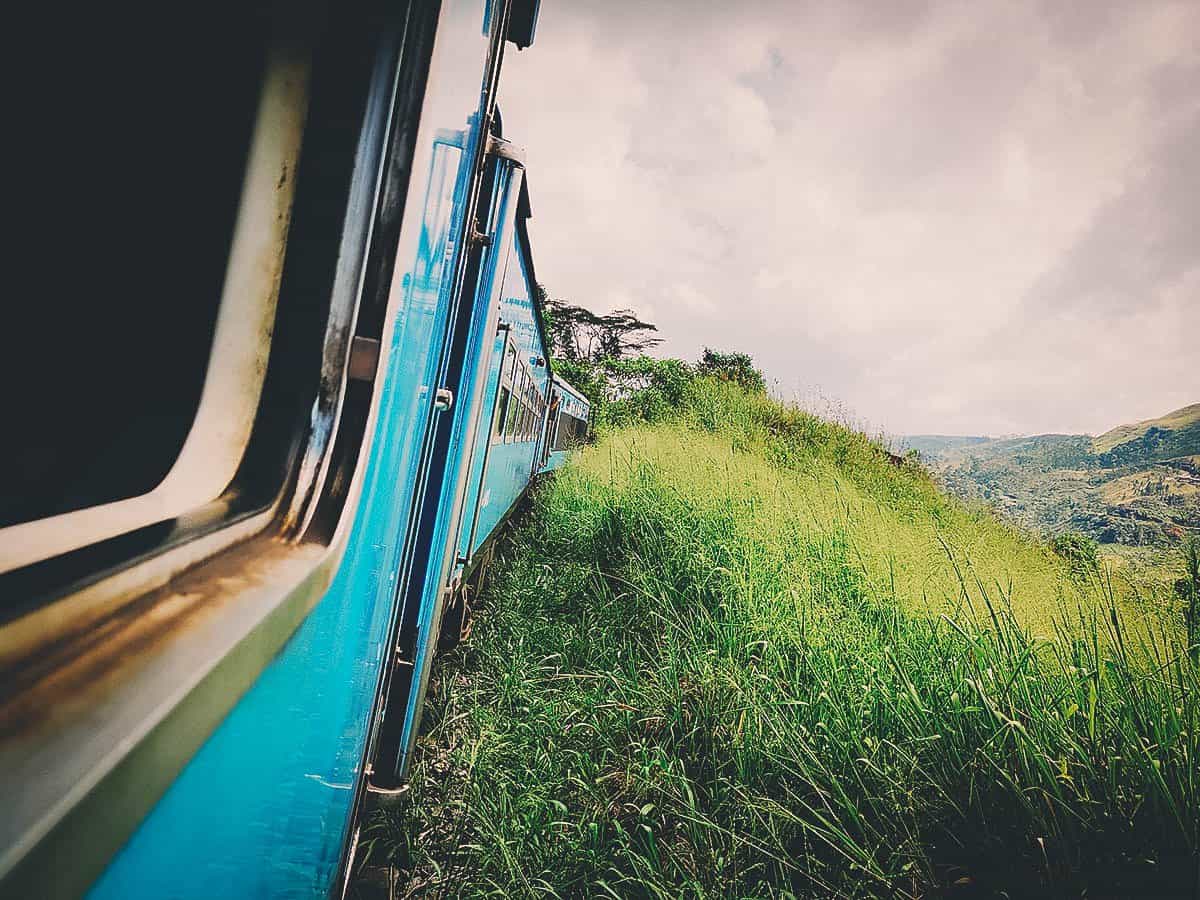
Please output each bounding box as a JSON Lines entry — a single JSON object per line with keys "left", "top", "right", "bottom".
{"left": 2, "top": 6, "right": 272, "bottom": 529}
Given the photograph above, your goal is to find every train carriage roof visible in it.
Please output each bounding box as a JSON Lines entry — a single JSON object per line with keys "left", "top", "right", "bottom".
{"left": 515, "top": 176, "right": 554, "bottom": 373}
{"left": 508, "top": 140, "right": 587, "bottom": 413}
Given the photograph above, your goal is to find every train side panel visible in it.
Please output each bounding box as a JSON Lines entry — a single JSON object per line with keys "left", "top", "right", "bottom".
{"left": 377, "top": 154, "right": 528, "bottom": 779}
{"left": 87, "top": 3, "right": 498, "bottom": 897}
{"left": 0, "top": 2, "right": 585, "bottom": 896}
{"left": 455, "top": 329, "right": 508, "bottom": 563}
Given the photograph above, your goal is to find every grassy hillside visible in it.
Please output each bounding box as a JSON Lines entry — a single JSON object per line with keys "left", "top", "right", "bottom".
{"left": 1092, "top": 403, "right": 1200, "bottom": 454}
{"left": 357, "top": 381, "right": 1197, "bottom": 899}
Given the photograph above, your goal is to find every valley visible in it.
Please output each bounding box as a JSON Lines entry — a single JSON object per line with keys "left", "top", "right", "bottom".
{"left": 907, "top": 402, "right": 1200, "bottom": 552}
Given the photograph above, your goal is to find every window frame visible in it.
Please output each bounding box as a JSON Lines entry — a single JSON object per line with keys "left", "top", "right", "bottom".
{"left": 0, "top": 36, "right": 309, "bottom": 578}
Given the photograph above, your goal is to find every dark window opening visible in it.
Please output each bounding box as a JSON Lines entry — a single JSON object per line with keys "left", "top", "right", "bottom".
{"left": 493, "top": 387, "right": 511, "bottom": 441}
{"left": 2, "top": 5, "right": 275, "bottom": 530}
{"left": 553, "top": 411, "right": 588, "bottom": 451}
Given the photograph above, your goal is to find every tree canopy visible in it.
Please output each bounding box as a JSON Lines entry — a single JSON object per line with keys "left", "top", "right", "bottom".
{"left": 539, "top": 288, "right": 662, "bottom": 364}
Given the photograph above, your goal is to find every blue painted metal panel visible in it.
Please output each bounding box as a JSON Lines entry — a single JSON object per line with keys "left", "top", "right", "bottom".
{"left": 472, "top": 440, "right": 535, "bottom": 544}
{"left": 545, "top": 448, "right": 571, "bottom": 471}
{"left": 456, "top": 331, "right": 506, "bottom": 562}
{"left": 88, "top": 3, "right": 495, "bottom": 897}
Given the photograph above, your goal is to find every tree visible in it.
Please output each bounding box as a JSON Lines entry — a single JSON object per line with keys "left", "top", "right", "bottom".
{"left": 538, "top": 288, "right": 661, "bottom": 364}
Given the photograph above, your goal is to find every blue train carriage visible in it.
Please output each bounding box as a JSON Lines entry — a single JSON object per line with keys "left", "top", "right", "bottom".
{"left": 0, "top": 0, "right": 585, "bottom": 897}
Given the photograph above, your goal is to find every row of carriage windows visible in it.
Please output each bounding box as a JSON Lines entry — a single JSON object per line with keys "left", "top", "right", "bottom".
{"left": 489, "top": 340, "right": 590, "bottom": 452}
{"left": 493, "top": 344, "right": 546, "bottom": 444}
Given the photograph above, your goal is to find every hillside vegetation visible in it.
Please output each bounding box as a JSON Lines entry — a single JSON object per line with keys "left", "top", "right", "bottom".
{"left": 358, "top": 379, "right": 1198, "bottom": 899}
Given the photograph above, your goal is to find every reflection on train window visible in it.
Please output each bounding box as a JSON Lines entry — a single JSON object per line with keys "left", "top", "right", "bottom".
{"left": 505, "top": 380, "right": 520, "bottom": 441}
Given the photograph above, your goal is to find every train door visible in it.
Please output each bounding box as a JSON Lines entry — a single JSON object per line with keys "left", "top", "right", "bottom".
{"left": 365, "top": 147, "right": 526, "bottom": 789}
{"left": 544, "top": 388, "right": 561, "bottom": 468}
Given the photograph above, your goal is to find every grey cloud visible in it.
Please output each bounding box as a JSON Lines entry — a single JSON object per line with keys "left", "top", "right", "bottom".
{"left": 1029, "top": 93, "right": 1199, "bottom": 314}
{"left": 505, "top": 1, "right": 1200, "bottom": 436}
{"left": 1037, "top": 0, "right": 1127, "bottom": 50}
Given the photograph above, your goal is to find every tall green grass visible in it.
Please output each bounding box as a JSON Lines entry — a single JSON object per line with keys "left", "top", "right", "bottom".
{"left": 358, "top": 380, "right": 1198, "bottom": 898}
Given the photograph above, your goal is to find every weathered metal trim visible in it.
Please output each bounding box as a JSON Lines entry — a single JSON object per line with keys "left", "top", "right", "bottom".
{"left": 278, "top": 25, "right": 411, "bottom": 539}
{"left": 484, "top": 133, "right": 526, "bottom": 166}
{"left": 0, "top": 507, "right": 276, "bottom": 675}
{"left": 0, "top": 536, "right": 341, "bottom": 899}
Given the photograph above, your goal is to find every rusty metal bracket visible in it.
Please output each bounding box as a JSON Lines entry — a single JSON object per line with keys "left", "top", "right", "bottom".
{"left": 347, "top": 336, "right": 381, "bottom": 383}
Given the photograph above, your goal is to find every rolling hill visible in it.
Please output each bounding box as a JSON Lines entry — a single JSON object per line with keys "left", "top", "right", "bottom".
{"left": 1092, "top": 402, "right": 1200, "bottom": 454}
{"left": 900, "top": 434, "right": 992, "bottom": 456}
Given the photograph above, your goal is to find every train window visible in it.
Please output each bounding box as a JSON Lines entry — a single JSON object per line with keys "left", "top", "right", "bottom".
{"left": 494, "top": 345, "right": 513, "bottom": 444}
{"left": 553, "top": 401, "right": 588, "bottom": 452}
{"left": 529, "top": 386, "right": 538, "bottom": 438}
{"left": 1, "top": 4, "right": 306, "bottom": 572}
{"left": 521, "top": 383, "right": 529, "bottom": 440}
{"left": 494, "top": 386, "right": 511, "bottom": 441}
{"left": 505, "top": 377, "right": 521, "bottom": 441}
{"left": 517, "top": 367, "right": 529, "bottom": 440}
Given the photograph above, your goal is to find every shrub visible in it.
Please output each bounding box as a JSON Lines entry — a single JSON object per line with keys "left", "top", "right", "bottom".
{"left": 696, "top": 347, "right": 766, "bottom": 393}
{"left": 1049, "top": 530, "right": 1100, "bottom": 575}
{"left": 552, "top": 349, "right": 771, "bottom": 433}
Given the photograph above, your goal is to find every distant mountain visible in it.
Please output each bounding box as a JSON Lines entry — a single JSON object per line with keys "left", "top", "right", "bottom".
{"left": 907, "top": 402, "right": 1200, "bottom": 548}
{"left": 902, "top": 435, "right": 992, "bottom": 455}
{"left": 904, "top": 433, "right": 1094, "bottom": 469}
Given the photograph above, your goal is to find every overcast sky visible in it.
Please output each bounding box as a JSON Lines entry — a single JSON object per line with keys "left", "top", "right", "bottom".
{"left": 502, "top": 0, "right": 1198, "bottom": 437}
